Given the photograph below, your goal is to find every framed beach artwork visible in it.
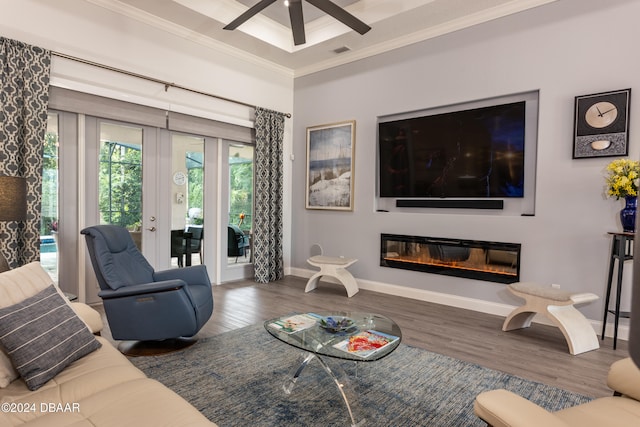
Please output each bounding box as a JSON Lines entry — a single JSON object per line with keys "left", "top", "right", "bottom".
{"left": 305, "top": 120, "right": 356, "bottom": 211}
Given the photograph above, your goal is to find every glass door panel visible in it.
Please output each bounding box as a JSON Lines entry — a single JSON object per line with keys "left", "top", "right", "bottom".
{"left": 40, "top": 113, "right": 59, "bottom": 281}
{"left": 224, "top": 142, "right": 254, "bottom": 280}
{"left": 85, "top": 119, "right": 161, "bottom": 304}
{"left": 171, "top": 134, "right": 204, "bottom": 268}
{"left": 98, "top": 123, "right": 143, "bottom": 250}
{"left": 43, "top": 110, "right": 78, "bottom": 297}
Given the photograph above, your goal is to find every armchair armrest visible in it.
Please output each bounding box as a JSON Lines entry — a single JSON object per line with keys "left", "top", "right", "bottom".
{"left": 98, "top": 280, "right": 186, "bottom": 299}
{"left": 474, "top": 389, "right": 570, "bottom": 427}
{"left": 154, "top": 265, "right": 211, "bottom": 287}
{"left": 607, "top": 357, "right": 640, "bottom": 400}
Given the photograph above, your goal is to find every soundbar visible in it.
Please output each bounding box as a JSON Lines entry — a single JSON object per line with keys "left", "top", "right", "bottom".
{"left": 396, "top": 199, "right": 504, "bottom": 209}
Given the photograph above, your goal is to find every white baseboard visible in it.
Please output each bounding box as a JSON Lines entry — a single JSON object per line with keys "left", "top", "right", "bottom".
{"left": 286, "top": 266, "right": 629, "bottom": 342}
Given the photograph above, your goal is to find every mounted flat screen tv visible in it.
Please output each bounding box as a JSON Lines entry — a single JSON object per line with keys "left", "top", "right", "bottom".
{"left": 378, "top": 101, "right": 526, "bottom": 199}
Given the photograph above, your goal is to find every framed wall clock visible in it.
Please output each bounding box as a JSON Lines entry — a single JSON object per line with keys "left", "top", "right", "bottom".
{"left": 573, "top": 88, "right": 631, "bottom": 159}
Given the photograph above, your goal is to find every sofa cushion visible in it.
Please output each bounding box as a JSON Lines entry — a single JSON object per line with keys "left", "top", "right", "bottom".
{"left": 69, "top": 302, "right": 104, "bottom": 335}
{"left": 0, "top": 262, "right": 85, "bottom": 388}
{"left": 0, "top": 262, "right": 60, "bottom": 304}
{"left": 0, "top": 336, "right": 215, "bottom": 426}
{"left": 0, "top": 336, "right": 147, "bottom": 406}
{"left": 509, "top": 282, "right": 572, "bottom": 302}
{"left": 0, "top": 285, "right": 101, "bottom": 390}
{"left": 0, "top": 378, "right": 216, "bottom": 427}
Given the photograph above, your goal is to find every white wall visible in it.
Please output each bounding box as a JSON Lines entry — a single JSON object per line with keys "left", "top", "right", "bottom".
{"left": 0, "top": 0, "right": 295, "bottom": 273}
{"left": 292, "top": 0, "right": 640, "bottom": 324}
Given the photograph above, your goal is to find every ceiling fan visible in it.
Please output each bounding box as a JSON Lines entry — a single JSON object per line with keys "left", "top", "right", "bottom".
{"left": 224, "top": 0, "right": 371, "bottom": 46}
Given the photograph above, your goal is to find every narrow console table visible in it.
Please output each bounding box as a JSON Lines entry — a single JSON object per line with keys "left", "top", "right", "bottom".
{"left": 601, "top": 231, "right": 634, "bottom": 349}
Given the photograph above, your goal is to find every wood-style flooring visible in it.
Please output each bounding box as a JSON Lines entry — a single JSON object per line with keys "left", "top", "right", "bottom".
{"left": 94, "top": 275, "right": 629, "bottom": 398}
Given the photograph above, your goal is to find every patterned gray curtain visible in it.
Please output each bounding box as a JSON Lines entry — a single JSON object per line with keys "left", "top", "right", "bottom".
{"left": 0, "top": 37, "right": 50, "bottom": 267}
{"left": 253, "top": 107, "right": 286, "bottom": 283}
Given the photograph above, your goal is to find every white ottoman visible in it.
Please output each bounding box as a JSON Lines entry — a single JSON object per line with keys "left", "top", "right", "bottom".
{"left": 503, "top": 282, "right": 599, "bottom": 355}
{"left": 305, "top": 255, "right": 359, "bottom": 298}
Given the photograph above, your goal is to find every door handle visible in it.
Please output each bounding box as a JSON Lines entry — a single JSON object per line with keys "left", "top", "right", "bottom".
{"left": 146, "top": 226, "right": 156, "bottom": 232}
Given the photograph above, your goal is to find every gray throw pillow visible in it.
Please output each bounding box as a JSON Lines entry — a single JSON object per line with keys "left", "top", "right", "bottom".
{"left": 0, "top": 285, "right": 102, "bottom": 390}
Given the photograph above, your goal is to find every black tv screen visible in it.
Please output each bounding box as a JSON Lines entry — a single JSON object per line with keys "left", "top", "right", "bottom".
{"left": 378, "top": 101, "right": 526, "bottom": 198}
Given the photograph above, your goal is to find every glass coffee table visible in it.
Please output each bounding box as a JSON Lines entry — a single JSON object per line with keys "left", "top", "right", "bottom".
{"left": 265, "top": 312, "right": 402, "bottom": 426}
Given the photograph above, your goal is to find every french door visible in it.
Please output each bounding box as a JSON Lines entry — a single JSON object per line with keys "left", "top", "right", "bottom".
{"left": 48, "top": 88, "right": 256, "bottom": 303}
{"left": 82, "top": 118, "right": 254, "bottom": 302}
{"left": 83, "top": 118, "right": 166, "bottom": 303}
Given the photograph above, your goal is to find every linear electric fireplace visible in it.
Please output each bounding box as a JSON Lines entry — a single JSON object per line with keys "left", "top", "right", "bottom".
{"left": 380, "top": 234, "right": 521, "bottom": 284}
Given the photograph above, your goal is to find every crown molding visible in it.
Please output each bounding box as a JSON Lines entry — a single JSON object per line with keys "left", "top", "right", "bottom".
{"left": 86, "top": 0, "right": 557, "bottom": 78}
{"left": 294, "top": 0, "right": 558, "bottom": 77}
{"left": 85, "top": 0, "right": 295, "bottom": 77}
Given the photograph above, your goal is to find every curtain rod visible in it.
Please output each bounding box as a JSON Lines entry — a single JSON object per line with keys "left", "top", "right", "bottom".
{"left": 51, "top": 51, "right": 292, "bottom": 118}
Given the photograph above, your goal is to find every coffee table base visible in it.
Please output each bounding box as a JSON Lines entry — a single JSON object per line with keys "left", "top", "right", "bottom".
{"left": 283, "top": 352, "right": 365, "bottom": 427}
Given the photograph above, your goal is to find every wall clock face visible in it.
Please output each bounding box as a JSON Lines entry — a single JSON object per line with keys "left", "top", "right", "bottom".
{"left": 173, "top": 171, "right": 187, "bottom": 186}
{"left": 573, "top": 89, "right": 631, "bottom": 159}
{"left": 585, "top": 102, "right": 618, "bottom": 129}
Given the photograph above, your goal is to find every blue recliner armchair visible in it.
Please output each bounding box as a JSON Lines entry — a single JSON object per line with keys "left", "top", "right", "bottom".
{"left": 81, "top": 225, "right": 214, "bottom": 345}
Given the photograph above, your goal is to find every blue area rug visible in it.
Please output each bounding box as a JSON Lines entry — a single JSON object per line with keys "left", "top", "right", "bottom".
{"left": 130, "top": 324, "right": 591, "bottom": 426}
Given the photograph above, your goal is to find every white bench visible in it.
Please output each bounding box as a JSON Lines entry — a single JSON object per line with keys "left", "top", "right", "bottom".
{"left": 305, "top": 255, "right": 359, "bottom": 298}
{"left": 502, "top": 282, "right": 599, "bottom": 355}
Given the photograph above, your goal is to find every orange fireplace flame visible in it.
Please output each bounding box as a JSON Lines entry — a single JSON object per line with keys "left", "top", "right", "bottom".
{"left": 383, "top": 255, "right": 517, "bottom": 277}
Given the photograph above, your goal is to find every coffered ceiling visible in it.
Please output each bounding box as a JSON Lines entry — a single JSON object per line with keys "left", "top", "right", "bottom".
{"left": 88, "top": 0, "right": 558, "bottom": 76}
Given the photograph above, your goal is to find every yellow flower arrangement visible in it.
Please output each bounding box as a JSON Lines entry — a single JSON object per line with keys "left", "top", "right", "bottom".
{"left": 605, "top": 158, "right": 640, "bottom": 199}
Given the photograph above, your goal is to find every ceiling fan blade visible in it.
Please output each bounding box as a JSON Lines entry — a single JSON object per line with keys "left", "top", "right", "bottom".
{"left": 306, "top": 0, "right": 371, "bottom": 35}
{"left": 223, "top": 0, "right": 277, "bottom": 31}
{"left": 288, "top": 0, "right": 306, "bottom": 45}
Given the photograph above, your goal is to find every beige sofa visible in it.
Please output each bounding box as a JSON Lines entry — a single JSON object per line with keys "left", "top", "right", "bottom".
{"left": 474, "top": 357, "right": 640, "bottom": 427}
{"left": 0, "top": 262, "right": 216, "bottom": 426}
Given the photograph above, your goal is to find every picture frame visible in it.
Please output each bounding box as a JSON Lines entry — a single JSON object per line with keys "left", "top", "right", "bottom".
{"left": 305, "top": 120, "right": 356, "bottom": 211}
{"left": 573, "top": 88, "right": 631, "bottom": 159}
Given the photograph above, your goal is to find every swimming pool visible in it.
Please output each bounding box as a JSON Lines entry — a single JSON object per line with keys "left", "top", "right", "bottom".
{"left": 40, "top": 236, "right": 57, "bottom": 253}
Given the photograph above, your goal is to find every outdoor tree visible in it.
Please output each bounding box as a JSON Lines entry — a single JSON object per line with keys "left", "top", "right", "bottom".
{"left": 98, "top": 141, "right": 142, "bottom": 229}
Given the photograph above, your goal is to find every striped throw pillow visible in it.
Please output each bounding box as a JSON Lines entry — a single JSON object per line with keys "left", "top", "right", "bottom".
{"left": 0, "top": 285, "right": 101, "bottom": 390}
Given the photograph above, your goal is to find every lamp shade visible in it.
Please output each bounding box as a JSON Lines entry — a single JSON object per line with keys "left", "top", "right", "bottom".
{"left": 0, "top": 176, "right": 27, "bottom": 221}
